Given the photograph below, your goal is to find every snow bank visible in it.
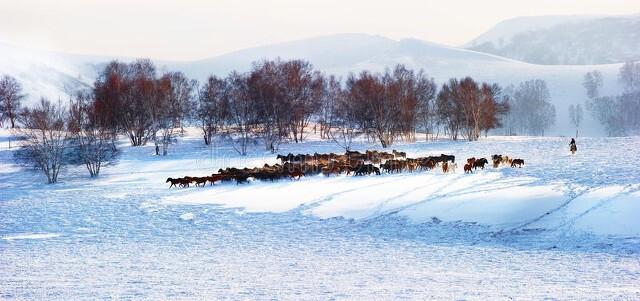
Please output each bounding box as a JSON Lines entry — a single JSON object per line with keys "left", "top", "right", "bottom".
{"left": 1, "top": 129, "right": 639, "bottom": 238}
{"left": 2, "top": 233, "right": 61, "bottom": 241}
{"left": 145, "top": 133, "right": 640, "bottom": 237}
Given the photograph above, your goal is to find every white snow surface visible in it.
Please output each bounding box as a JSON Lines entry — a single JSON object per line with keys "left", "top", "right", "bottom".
{"left": 149, "top": 132, "right": 640, "bottom": 237}
{"left": 1, "top": 128, "right": 639, "bottom": 299}
{"left": 2, "top": 233, "right": 61, "bottom": 241}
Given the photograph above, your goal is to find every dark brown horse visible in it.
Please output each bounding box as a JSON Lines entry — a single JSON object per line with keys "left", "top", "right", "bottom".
{"left": 442, "top": 162, "right": 449, "bottom": 173}
{"left": 193, "top": 177, "right": 208, "bottom": 187}
{"left": 166, "top": 177, "right": 182, "bottom": 188}
{"left": 166, "top": 177, "right": 191, "bottom": 188}
{"left": 289, "top": 170, "right": 305, "bottom": 180}
{"left": 440, "top": 154, "right": 455, "bottom": 163}
{"left": 473, "top": 158, "right": 488, "bottom": 170}
{"left": 511, "top": 159, "right": 525, "bottom": 168}
{"left": 207, "top": 174, "right": 226, "bottom": 185}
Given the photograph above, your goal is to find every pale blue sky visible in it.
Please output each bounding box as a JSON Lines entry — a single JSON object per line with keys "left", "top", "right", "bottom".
{"left": 0, "top": 0, "right": 637, "bottom": 60}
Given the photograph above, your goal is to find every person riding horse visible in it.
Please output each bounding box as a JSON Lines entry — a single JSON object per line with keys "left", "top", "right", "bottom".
{"left": 569, "top": 138, "right": 577, "bottom": 154}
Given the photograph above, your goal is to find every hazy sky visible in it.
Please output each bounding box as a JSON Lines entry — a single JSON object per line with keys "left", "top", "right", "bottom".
{"left": 0, "top": 0, "right": 637, "bottom": 61}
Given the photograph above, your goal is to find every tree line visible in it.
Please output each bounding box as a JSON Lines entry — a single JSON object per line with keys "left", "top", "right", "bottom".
{"left": 2, "top": 58, "right": 569, "bottom": 183}
{"left": 84, "top": 59, "right": 516, "bottom": 153}
{"left": 498, "top": 79, "right": 556, "bottom": 136}
{"left": 583, "top": 61, "right": 640, "bottom": 136}
{"left": 195, "top": 62, "right": 513, "bottom": 151}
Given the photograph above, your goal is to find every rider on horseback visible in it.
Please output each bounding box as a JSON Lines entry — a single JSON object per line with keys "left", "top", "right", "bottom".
{"left": 569, "top": 138, "right": 577, "bottom": 154}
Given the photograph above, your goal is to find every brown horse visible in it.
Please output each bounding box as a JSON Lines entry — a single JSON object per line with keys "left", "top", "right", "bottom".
{"left": 464, "top": 163, "right": 473, "bottom": 174}
{"left": 406, "top": 160, "right": 418, "bottom": 172}
{"left": 511, "top": 159, "right": 525, "bottom": 168}
{"left": 207, "top": 174, "right": 226, "bottom": 185}
{"left": 473, "top": 158, "right": 488, "bottom": 170}
{"left": 166, "top": 178, "right": 182, "bottom": 188}
{"left": 442, "top": 162, "right": 449, "bottom": 173}
{"left": 193, "top": 177, "right": 208, "bottom": 187}
{"left": 166, "top": 177, "right": 191, "bottom": 188}
{"left": 392, "top": 149, "right": 407, "bottom": 159}
{"left": 491, "top": 155, "right": 502, "bottom": 168}
{"left": 422, "top": 159, "right": 436, "bottom": 170}
{"left": 321, "top": 166, "right": 341, "bottom": 177}
{"left": 289, "top": 170, "right": 305, "bottom": 180}
{"left": 492, "top": 158, "right": 501, "bottom": 168}
{"left": 467, "top": 157, "right": 476, "bottom": 166}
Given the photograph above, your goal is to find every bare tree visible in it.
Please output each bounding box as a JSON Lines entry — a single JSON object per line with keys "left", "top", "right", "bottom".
{"left": 459, "top": 77, "right": 483, "bottom": 141}
{"left": 479, "top": 83, "right": 509, "bottom": 137}
{"left": 437, "top": 78, "right": 507, "bottom": 140}
{"left": 619, "top": 60, "right": 640, "bottom": 93}
{"left": 436, "top": 79, "right": 465, "bottom": 140}
{"left": 93, "top": 59, "right": 157, "bottom": 147}
{"left": 248, "top": 60, "right": 287, "bottom": 152}
{"left": 227, "top": 72, "right": 256, "bottom": 156}
{"left": 152, "top": 72, "right": 195, "bottom": 156}
{"left": 197, "top": 75, "right": 229, "bottom": 145}
{"left": 586, "top": 95, "right": 621, "bottom": 136}
{"left": 506, "top": 79, "right": 556, "bottom": 136}
{"left": 568, "top": 103, "right": 583, "bottom": 138}
{"left": 499, "top": 85, "right": 517, "bottom": 136}
{"left": 415, "top": 72, "right": 438, "bottom": 141}
{"left": 586, "top": 62, "right": 640, "bottom": 136}
{"left": 387, "top": 65, "right": 421, "bottom": 142}
{"left": 319, "top": 75, "right": 341, "bottom": 140}
{"left": 617, "top": 61, "right": 640, "bottom": 134}
{"left": 125, "top": 59, "right": 157, "bottom": 146}
{"left": 328, "top": 85, "right": 360, "bottom": 151}
{"left": 346, "top": 71, "right": 394, "bottom": 147}
{"left": 0, "top": 75, "right": 26, "bottom": 128}
{"left": 67, "top": 91, "right": 119, "bottom": 177}
{"left": 281, "top": 60, "right": 323, "bottom": 143}
{"left": 14, "top": 98, "right": 70, "bottom": 183}
{"left": 583, "top": 70, "right": 603, "bottom": 99}
{"left": 165, "top": 72, "right": 197, "bottom": 135}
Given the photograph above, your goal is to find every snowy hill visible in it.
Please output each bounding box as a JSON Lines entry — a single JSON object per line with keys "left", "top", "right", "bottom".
{"left": 0, "top": 41, "right": 100, "bottom": 102}
{"left": 463, "top": 15, "right": 605, "bottom": 48}
{"left": 170, "top": 34, "right": 519, "bottom": 80}
{"left": 465, "top": 15, "right": 640, "bottom": 65}
{"left": 172, "top": 34, "right": 623, "bottom": 136}
{"left": 0, "top": 34, "right": 627, "bottom": 136}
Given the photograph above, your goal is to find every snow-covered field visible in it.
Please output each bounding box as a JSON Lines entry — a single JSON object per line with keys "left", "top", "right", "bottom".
{"left": 1, "top": 129, "right": 639, "bottom": 299}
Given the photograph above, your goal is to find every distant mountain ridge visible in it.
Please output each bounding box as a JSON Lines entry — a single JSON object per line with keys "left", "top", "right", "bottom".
{"left": 169, "top": 33, "right": 517, "bottom": 81}
{"left": 466, "top": 14, "right": 640, "bottom": 65}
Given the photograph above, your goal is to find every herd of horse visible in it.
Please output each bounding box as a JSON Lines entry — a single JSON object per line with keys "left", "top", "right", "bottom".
{"left": 462, "top": 155, "right": 524, "bottom": 174}
{"left": 166, "top": 150, "right": 525, "bottom": 188}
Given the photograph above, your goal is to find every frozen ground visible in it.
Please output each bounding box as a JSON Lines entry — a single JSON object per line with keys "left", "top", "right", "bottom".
{"left": 1, "top": 129, "right": 639, "bottom": 299}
